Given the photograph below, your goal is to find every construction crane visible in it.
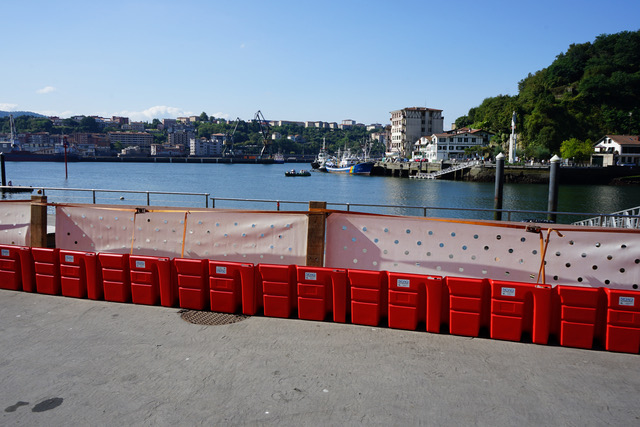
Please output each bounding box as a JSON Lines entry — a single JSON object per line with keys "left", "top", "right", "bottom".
{"left": 223, "top": 117, "right": 241, "bottom": 157}
{"left": 254, "top": 110, "right": 271, "bottom": 157}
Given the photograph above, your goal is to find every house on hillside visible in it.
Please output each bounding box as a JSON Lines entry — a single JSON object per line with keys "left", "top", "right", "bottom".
{"left": 592, "top": 135, "right": 640, "bottom": 166}
{"left": 414, "top": 128, "right": 493, "bottom": 162}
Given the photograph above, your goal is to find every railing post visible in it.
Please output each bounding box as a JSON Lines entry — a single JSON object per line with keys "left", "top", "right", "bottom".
{"left": 205, "top": 193, "right": 209, "bottom": 208}
{"left": 306, "top": 201, "right": 327, "bottom": 267}
{"left": 30, "top": 195, "right": 48, "bottom": 248}
{"left": 146, "top": 191, "right": 150, "bottom": 206}
{"left": 92, "top": 190, "right": 96, "bottom": 204}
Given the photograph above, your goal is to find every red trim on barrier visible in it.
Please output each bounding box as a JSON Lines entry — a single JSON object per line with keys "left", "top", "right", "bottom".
{"left": 489, "top": 280, "right": 552, "bottom": 344}
{"left": 387, "top": 272, "right": 444, "bottom": 333}
{"left": 208, "top": 260, "right": 253, "bottom": 314}
{"left": 603, "top": 288, "right": 640, "bottom": 354}
{"left": 296, "top": 267, "right": 348, "bottom": 322}
{"left": 174, "top": 258, "right": 208, "bottom": 310}
{"left": 59, "top": 250, "right": 99, "bottom": 299}
{"left": 98, "top": 253, "right": 131, "bottom": 303}
{"left": 0, "top": 245, "right": 33, "bottom": 292}
{"left": 32, "top": 248, "right": 61, "bottom": 295}
{"left": 257, "top": 264, "right": 297, "bottom": 318}
{"left": 347, "top": 269, "right": 387, "bottom": 326}
{"left": 446, "top": 277, "right": 491, "bottom": 337}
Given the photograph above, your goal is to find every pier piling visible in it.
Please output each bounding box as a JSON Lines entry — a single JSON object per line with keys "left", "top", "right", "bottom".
{"left": 493, "top": 153, "right": 505, "bottom": 220}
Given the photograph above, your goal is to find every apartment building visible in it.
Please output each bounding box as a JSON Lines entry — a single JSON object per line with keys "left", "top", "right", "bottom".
{"left": 108, "top": 132, "right": 154, "bottom": 150}
{"left": 390, "top": 107, "right": 444, "bottom": 157}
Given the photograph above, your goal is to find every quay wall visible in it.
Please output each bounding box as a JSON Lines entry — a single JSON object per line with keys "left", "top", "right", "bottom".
{"left": 372, "top": 162, "right": 640, "bottom": 185}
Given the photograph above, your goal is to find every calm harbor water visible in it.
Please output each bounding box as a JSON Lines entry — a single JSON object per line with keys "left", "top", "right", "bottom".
{"left": 3, "top": 161, "right": 640, "bottom": 223}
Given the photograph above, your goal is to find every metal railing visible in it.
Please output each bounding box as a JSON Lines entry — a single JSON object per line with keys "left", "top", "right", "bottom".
{"left": 3, "top": 185, "right": 640, "bottom": 226}
{"left": 572, "top": 205, "right": 640, "bottom": 229}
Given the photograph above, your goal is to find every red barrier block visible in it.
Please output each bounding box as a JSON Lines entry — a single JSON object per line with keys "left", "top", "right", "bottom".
{"left": 59, "top": 250, "right": 99, "bottom": 299}
{"left": 98, "top": 253, "right": 131, "bottom": 303}
{"left": 446, "top": 277, "right": 490, "bottom": 337}
{"left": 174, "top": 258, "right": 208, "bottom": 310}
{"left": 32, "top": 248, "right": 61, "bottom": 295}
{"left": 130, "top": 256, "right": 174, "bottom": 307}
{"left": 554, "top": 286, "right": 601, "bottom": 349}
{"left": 490, "top": 280, "right": 552, "bottom": 344}
{"left": 387, "top": 272, "right": 444, "bottom": 333}
{"left": 0, "top": 244, "right": 33, "bottom": 292}
{"left": 209, "top": 261, "right": 254, "bottom": 314}
{"left": 257, "top": 264, "right": 296, "bottom": 318}
{"left": 603, "top": 288, "right": 640, "bottom": 354}
{"left": 296, "top": 267, "right": 348, "bottom": 322}
{"left": 347, "top": 269, "right": 388, "bottom": 326}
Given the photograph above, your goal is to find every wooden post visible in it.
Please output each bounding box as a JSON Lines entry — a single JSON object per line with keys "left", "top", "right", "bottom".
{"left": 30, "top": 195, "right": 48, "bottom": 248}
{"left": 306, "top": 201, "right": 327, "bottom": 267}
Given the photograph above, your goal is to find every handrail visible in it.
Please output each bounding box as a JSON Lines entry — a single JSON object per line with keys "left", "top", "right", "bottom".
{"left": 3, "top": 185, "right": 640, "bottom": 225}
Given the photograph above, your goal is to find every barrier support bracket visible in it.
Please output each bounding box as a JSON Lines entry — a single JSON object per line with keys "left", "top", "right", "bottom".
{"left": 30, "top": 195, "right": 48, "bottom": 248}
{"left": 306, "top": 201, "right": 327, "bottom": 267}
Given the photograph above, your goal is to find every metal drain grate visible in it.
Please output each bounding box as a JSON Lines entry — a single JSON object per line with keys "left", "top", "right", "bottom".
{"left": 178, "top": 309, "right": 250, "bottom": 326}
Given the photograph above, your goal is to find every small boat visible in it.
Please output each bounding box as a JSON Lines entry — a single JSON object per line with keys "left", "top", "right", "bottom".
{"left": 273, "top": 153, "right": 285, "bottom": 164}
{"left": 285, "top": 169, "right": 311, "bottom": 177}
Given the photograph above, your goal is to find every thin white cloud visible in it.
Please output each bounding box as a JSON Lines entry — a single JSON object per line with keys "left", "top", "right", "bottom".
{"left": 240, "top": 43, "right": 245, "bottom": 49}
{"left": 0, "top": 103, "right": 18, "bottom": 111}
{"left": 114, "top": 106, "right": 195, "bottom": 122}
{"left": 36, "top": 86, "right": 57, "bottom": 94}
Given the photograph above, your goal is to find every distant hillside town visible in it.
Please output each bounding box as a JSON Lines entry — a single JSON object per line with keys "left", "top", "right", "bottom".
{"left": 1, "top": 108, "right": 638, "bottom": 166}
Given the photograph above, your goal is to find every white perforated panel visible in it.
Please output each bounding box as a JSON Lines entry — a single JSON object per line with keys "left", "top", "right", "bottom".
{"left": 56, "top": 205, "right": 308, "bottom": 265}
{"left": 325, "top": 213, "right": 640, "bottom": 291}
{"left": 0, "top": 202, "right": 31, "bottom": 246}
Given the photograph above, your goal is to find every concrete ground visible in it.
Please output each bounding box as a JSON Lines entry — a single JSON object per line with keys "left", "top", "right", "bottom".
{"left": 1, "top": 290, "right": 639, "bottom": 426}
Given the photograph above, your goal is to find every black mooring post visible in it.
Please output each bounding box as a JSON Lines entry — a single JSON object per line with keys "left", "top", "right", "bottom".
{"left": 1, "top": 153, "right": 6, "bottom": 187}
{"left": 547, "top": 155, "right": 561, "bottom": 223}
{"left": 494, "top": 153, "right": 505, "bottom": 221}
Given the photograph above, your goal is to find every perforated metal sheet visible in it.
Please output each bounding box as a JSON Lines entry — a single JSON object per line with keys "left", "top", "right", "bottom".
{"left": 325, "top": 213, "right": 640, "bottom": 290}
{"left": 179, "top": 310, "right": 249, "bottom": 325}
{"left": 55, "top": 204, "right": 308, "bottom": 265}
{"left": 0, "top": 202, "right": 31, "bottom": 246}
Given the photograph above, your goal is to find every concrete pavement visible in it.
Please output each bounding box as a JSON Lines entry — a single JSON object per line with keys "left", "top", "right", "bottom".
{"left": 1, "top": 290, "right": 639, "bottom": 426}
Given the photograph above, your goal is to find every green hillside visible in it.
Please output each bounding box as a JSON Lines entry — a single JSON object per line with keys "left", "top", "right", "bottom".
{"left": 457, "top": 30, "right": 640, "bottom": 158}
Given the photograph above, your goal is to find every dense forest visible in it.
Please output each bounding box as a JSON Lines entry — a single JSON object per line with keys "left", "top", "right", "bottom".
{"left": 456, "top": 30, "right": 640, "bottom": 159}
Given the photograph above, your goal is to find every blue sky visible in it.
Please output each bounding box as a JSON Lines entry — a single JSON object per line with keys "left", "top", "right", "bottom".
{"left": 2, "top": 0, "right": 639, "bottom": 127}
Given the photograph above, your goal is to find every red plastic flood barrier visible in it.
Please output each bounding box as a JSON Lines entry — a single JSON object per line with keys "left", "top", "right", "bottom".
{"left": 130, "top": 255, "right": 174, "bottom": 307}
{"left": 98, "top": 253, "right": 131, "bottom": 303}
{"left": 387, "top": 272, "right": 444, "bottom": 333}
{"left": 554, "top": 285, "right": 602, "bottom": 349}
{"left": 0, "top": 244, "right": 33, "bottom": 292}
{"left": 490, "top": 280, "right": 552, "bottom": 344}
{"left": 59, "top": 250, "right": 99, "bottom": 299}
{"left": 296, "top": 267, "right": 348, "bottom": 322}
{"left": 446, "top": 277, "right": 490, "bottom": 337}
{"left": 174, "top": 258, "right": 208, "bottom": 310}
{"left": 603, "top": 288, "right": 640, "bottom": 354}
{"left": 347, "top": 269, "right": 388, "bottom": 326}
{"left": 208, "top": 260, "right": 254, "bottom": 314}
{"left": 256, "top": 264, "right": 297, "bottom": 318}
{"left": 32, "top": 248, "right": 61, "bottom": 295}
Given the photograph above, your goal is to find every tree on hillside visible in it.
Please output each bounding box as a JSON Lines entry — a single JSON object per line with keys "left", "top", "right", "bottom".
{"left": 560, "top": 138, "right": 593, "bottom": 162}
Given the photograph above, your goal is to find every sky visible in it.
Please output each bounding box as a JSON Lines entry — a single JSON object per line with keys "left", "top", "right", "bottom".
{"left": 2, "top": 0, "right": 639, "bottom": 127}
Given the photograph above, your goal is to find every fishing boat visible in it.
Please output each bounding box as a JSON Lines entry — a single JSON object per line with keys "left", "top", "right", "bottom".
{"left": 284, "top": 169, "right": 311, "bottom": 177}
{"left": 273, "top": 153, "right": 285, "bottom": 164}
{"left": 325, "top": 142, "right": 374, "bottom": 175}
{"left": 311, "top": 138, "right": 329, "bottom": 171}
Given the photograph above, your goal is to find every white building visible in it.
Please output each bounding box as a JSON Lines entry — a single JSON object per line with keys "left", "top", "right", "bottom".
{"left": 415, "top": 129, "right": 490, "bottom": 162}
{"left": 189, "top": 134, "right": 225, "bottom": 157}
{"left": 390, "top": 107, "right": 444, "bottom": 157}
{"left": 593, "top": 135, "right": 640, "bottom": 166}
